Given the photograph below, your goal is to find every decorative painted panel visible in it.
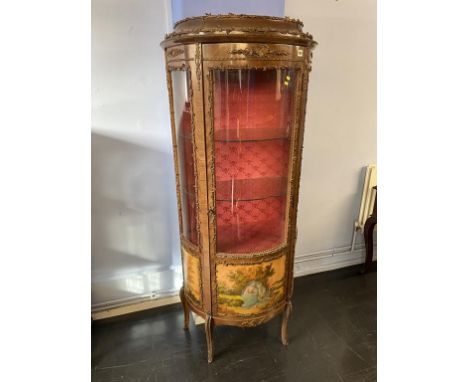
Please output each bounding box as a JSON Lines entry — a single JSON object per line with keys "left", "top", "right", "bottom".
{"left": 216, "top": 255, "right": 286, "bottom": 316}
{"left": 182, "top": 248, "right": 202, "bottom": 304}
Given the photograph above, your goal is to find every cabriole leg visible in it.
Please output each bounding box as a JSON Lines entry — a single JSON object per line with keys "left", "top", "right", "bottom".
{"left": 205, "top": 315, "right": 214, "bottom": 363}
{"left": 179, "top": 286, "right": 189, "bottom": 330}
{"left": 281, "top": 301, "right": 292, "bottom": 346}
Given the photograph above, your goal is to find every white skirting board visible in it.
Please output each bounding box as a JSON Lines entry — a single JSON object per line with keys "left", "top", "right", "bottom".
{"left": 91, "top": 295, "right": 181, "bottom": 321}
{"left": 92, "top": 245, "right": 376, "bottom": 321}
{"left": 294, "top": 244, "right": 377, "bottom": 278}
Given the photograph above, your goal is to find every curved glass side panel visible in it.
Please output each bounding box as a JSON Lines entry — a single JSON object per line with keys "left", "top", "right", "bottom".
{"left": 171, "top": 70, "right": 198, "bottom": 245}
{"left": 213, "top": 69, "right": 297, "bottom": 253}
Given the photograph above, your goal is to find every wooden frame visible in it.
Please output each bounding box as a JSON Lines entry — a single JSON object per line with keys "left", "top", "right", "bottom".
{"left": 163, "top": 14, "right": 316, "bottom": 363}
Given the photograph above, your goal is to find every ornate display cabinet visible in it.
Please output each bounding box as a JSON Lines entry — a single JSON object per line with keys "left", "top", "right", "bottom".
{"left": 161, "top": 14, "right": 316, "bottom": 363}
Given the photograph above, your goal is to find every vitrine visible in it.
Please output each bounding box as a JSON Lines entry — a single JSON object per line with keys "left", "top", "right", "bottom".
{"left": 161, "top": 14, "right": 316, "bottom": 363}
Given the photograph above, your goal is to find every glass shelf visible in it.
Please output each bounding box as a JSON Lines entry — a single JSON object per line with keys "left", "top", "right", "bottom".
{"left": 216, "top": 196, "right": 286, "bottom": 253}
{"left": 214, "top": 127, "right": 290, "bottom": 142}
{"left": 180, "top": 134, "right": 290, "bottom": 143}
{"left": 216, "top": 176, "right": 287, "bottom": 201}
{"left": 215, "top": 137, "right": 289, "bottom": 143}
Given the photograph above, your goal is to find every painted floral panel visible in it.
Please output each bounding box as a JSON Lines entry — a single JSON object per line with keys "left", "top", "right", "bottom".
{"left": 182, "top": 248, "right": 201, "bottom": 304}
{"left": 216, "top": 256, "right": 286, "bottom": 316}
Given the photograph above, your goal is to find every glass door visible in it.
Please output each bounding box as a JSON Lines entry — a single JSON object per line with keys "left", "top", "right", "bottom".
{"left": 211, "top": 68, "right": 298, "bottom": 254}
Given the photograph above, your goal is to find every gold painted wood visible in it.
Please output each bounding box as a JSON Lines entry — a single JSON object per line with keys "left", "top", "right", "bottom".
{"left": 162, "top": 14, "right": 316, "bottom": 363}
{"left": 161, "top": 14, "right": 317, "bottom": 48}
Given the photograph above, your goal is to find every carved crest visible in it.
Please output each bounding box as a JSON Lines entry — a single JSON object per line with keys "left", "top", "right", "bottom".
{"left": 230, "top": 44, "right": 288, "bottom": 58}
{"left": 167, "top": 48, "right": 184, "bottom": 58}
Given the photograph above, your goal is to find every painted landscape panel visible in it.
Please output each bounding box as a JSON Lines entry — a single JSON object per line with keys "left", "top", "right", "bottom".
{"left": 216, "top": 256, "right": 286, "bottom": 315}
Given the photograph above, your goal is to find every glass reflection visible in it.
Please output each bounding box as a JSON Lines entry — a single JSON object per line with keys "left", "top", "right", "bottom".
{"left": 213, "top": 69, "right": 297, "bottom": 253}
{"left": 171, "top": 70, "right": 198, "bottom": 245}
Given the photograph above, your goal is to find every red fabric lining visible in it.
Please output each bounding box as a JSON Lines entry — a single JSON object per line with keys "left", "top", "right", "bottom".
{"left": 213, "top": 69, "right": 294, "bottom": 253}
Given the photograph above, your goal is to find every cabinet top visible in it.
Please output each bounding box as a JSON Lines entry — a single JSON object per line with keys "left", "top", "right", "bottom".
{"left": 161, "top": 14, "right": 317, "bottom": 49}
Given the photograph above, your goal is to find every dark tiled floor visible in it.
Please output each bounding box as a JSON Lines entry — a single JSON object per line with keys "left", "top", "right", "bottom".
{"left": 92, "top": 263, "right": 377, "bottom": 382}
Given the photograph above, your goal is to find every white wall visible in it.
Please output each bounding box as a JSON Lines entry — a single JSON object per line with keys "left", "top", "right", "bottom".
{"left": 285, "top": 0, "right": 377, "bottom": 257}
{"left": 91, "top": 0, "right": 182, "bottom": 308}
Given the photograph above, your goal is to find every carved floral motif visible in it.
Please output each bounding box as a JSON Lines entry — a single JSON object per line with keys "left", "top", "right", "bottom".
{"left": 230, "top": 44, "right": 288, "bottom": 58}
{"left": 167, "top": 48, "right": 184, "bottom": 58}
